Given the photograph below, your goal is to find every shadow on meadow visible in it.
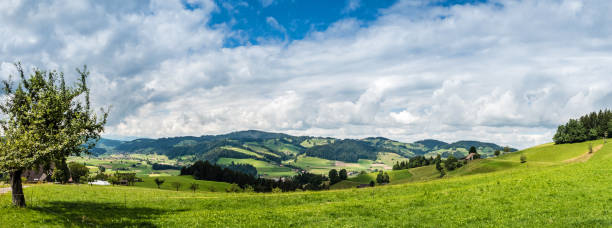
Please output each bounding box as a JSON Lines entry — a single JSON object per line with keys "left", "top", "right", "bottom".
{"left": 30, "top": 201, "right": 185, "bottom": 227}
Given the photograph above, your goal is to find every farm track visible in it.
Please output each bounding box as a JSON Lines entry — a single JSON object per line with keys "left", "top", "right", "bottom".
{"left": 563, "top": 143, "right": 604, "bottom": 163}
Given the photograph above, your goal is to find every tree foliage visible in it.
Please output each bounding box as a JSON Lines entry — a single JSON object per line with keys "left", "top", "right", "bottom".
{"left": 67, "top": 162, "right": 89, "bottom": 183}
{"left": 393, "top": 156, "right": 434, "bottom": 170}
{"left": 553, "top": 110, "right": 612, "bottom": 144}
{"left": 328, "top": 169, "right": 340, "bottom": 185}
{"left": 339, "top": 169, "right": 348, "bottom": 180}
{"left": 0, "top": 63, "right": 107, "bottom": 207}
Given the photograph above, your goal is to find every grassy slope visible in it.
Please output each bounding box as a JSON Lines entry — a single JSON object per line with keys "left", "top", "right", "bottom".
{"left": 1, "top": 141, "right": 611, "bottom": 227}
{"left": 216, "top": 158, "right": 295, "bottom": 177}
{"left": 134, "top": 175, "right": 233, "bottom": 192}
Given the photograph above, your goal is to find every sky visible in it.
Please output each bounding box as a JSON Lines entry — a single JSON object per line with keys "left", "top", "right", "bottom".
{"left": 1, "top": 0, "right": 611, "bottom": 149}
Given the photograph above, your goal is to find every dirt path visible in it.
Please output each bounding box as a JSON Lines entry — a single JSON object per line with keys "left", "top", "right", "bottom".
{"left": 0, "top": 186, "right": 29, "bottom": 194}
{"left": 563, "top": 144, "right": 604, "bottom": 163}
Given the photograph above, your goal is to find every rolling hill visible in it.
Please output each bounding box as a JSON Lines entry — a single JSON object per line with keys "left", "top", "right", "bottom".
{"left": 90, "top": 130, "right": 515, "bottom": 177}
{"left": 2, "top": 139, "right": 609, "bottom": 227}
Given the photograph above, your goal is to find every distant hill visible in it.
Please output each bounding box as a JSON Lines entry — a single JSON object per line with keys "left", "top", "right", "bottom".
{"left": 91, "top": 130, "right": 514, "bottom": 176}
{"left": 415, "top": 139, "right": 448, "bottom": 149}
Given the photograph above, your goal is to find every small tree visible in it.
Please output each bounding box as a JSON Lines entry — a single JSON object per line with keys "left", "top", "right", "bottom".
{"left": 439, "top": 168, "right": 446, "bottom": 178}
{"left": 383, "top": 172, "right": 390, "bottom": 183}
{"left": 369, "top": 180, "right": 375, "bottom": 187}
{"left": 339, "top": 169, "right": 348, "bottom": 180}
{"left": 98, "top": 166, "right": 106, "bottom": 173}
{"left": 52, "top": 159, "right": 70, "bottom": 184}
{"left": 494, "top": 150, "right": 501, "bottom": 157}
{"left": 376, "top": 171, "right": 384, "bottom": 184}
{"left": 588, "top": 143, "right": 593, "bottom": 154}
{"left": 154, "top": 178, "right": 165, "bottom": 189}
{"left": 68, "top": 162, "right": 90, "bottom": 183}
{"left": 504, "top": 146, "right": 510, "bottom": 153}
{"left": 469, "top": 146, "right": 477, "bottom": 154}
{"left": 520, "top": 154, "right": 527, "bottom": 163}
{"left": 328, "top": 169, "right": 340, "bottom": 185}
{"left": 172, "top": 182, "right": 181, "bottom": 191}
{"left": 189, "top": 182, "right": 199, "bottom": 193}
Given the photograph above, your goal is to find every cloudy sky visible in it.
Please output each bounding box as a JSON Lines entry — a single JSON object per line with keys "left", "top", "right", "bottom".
{"left": 1, "top": 0, "right": 611, "bottom": 149}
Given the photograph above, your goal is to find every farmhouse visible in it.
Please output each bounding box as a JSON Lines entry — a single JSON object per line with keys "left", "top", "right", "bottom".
{"left": 464, "top": 153, "right": 477, "bottom": 161}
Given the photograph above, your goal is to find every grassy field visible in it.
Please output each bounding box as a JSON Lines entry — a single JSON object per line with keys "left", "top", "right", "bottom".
{"left": 216, "top": 158, "right": 296, "bottom": 177}
{"left": 1, "top": 140, "right": 611, "bottom": 227}
{"left": 134, "top": 176, "right": 233, "bottom": 193}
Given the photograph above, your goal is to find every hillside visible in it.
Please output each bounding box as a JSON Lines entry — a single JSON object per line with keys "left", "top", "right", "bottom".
{"left": 2, "top": 140, "right": 609, "bottom": 226}
{"left": 89, "top": 130, "right": 514, "bottom": 177}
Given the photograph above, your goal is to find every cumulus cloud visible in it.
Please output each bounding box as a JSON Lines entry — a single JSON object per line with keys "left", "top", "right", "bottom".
{"left": 2, "top": 0, "right": 612, "bottom": 149}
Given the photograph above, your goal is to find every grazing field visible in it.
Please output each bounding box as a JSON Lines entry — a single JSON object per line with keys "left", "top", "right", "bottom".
{"left": 216, "top": 158, "right": 296, "bottom": 177}
{"left": 134, "top": 176, "right": 234, "bottom": 193}
{"left": 1, "top": 140, "right": 610, "bottom": 227}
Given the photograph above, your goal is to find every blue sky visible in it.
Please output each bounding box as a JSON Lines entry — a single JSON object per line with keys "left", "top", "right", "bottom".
{"left": 1, "top": 0, "right": 611, "bottom": 149}
{"left": 206, "top": 0, "right": 491, "bottom": 47}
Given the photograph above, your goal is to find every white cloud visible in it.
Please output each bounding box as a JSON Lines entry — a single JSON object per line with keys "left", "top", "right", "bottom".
{"left": 2, "top": 0, "right": 612, "bottom": 149}
{"left": 343, "top": 0, "right": 361, "bottom": 13}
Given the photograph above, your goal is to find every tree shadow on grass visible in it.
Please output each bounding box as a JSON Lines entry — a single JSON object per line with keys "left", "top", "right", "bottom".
{"left": 31, "top": 201, "right": 186, "bottom": 227}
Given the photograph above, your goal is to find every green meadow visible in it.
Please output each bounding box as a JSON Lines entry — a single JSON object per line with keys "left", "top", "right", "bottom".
{"left": 1, "top": 140, "right": 610, "bottom": 227}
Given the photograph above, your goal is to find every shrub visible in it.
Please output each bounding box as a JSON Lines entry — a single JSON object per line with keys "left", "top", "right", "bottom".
{"left": 520, "top": 154, "right": 527, "bottom": 163}
{"left": 588, "top": 143, "right": 593, "bottom": 154}
{"left": 189, "top": 183, "right": 199, "bottom": 193}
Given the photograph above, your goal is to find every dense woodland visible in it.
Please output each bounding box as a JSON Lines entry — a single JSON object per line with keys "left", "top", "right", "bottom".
{"left": 305, "top": 139, "right": 378, "bottom": 162}
{"left": 553, "top": 110, "right": 612, "bottom": 144}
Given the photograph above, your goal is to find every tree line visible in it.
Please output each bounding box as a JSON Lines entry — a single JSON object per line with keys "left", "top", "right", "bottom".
{"left": 392, "top": 156, "right": 434, "bottom": 170}
{"left": 553, "top": 110, "right": 612, "bottom": 144}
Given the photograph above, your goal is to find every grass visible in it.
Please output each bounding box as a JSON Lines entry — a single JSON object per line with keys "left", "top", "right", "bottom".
{"left": 134, "top": 176, "right": 232, "bottom": 193}
{"left": 497, "top": 140, "right": 603, "bottom": 163}
{"left": 216, "top": 158, "right": 296, "bottom": 177}
{"left": 1, "top": 140, "right": 611, "bottom": 227}
{"left": 220, "top": 146, "right": 263, "bottom": 158}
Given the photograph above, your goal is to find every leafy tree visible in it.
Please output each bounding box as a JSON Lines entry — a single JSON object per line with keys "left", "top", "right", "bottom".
{"left": 0, "top": 64, "right": 107, "bottom": 207}
{"left": 172, "top": 182, "right": 182, "bottom": 191}
{"left": 369, "top": 180, "right": 375, "bottom": 187}
{"left": 383, "top": 172, "right": 390, "bottom": 183}
{"left": 504, "top": 146, "right": 510, "bottom": 153}
{"left": 494, "top": 150, "right": 501, "bottom": 157}
{"left": 520, "top": 154, "right": 527, "bottom": 163}
{"left": 328, "top": 169, "right": 340, "bottom": 185}
{"left": 154, "top": 178, "right": 165, "bottom": 189}
{"left": 444, "top": 155, "right": 459, "bottom": 171}
{"left": 439, "top": 168, "right": 446, "bottom": 178}
{"left": 68, "top": 162, "right": 89, "bottom": 183}
{"left": 376, "top": 171, "right": 384, "bottom": 184}
{"left": 189, "top": 182, "right": 199, "bottom": 193}
{"left": 98, "top": 166, "right": 106, "bottom": 173}
{"left": 469, "top": 146, "right": 477, "bottom": 154}
{"left": 339, "top": 169, "right": 348, "bottom": 180}
{"left": 52, "top": 159, "right": 70, "bottom": 184}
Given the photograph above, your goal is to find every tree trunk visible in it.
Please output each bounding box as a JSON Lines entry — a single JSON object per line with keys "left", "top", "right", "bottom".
{"left": 10, "top": 170, "right": 26, "bottom": 207}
